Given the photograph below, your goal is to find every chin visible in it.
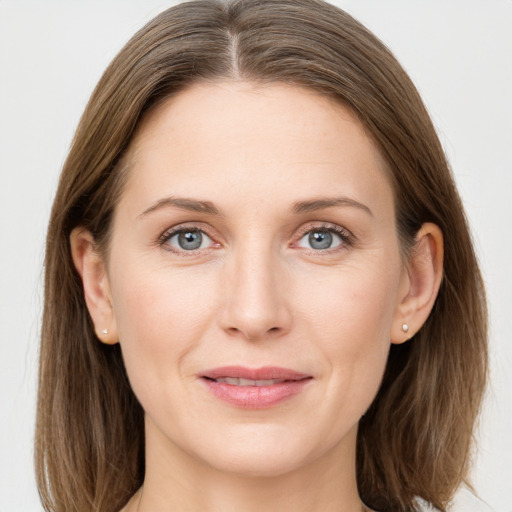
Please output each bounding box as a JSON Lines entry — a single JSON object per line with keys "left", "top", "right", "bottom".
{"left": 205, "top": 448, "right": 308, "bottom": 478}
{"left": 188, "top": 424, "right": 337, "bottom": 478}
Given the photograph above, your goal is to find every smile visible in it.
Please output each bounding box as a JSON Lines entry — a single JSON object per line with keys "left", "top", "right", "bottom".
{"left": 199, "top": 366, "right": 313, "bottom": 409}
{"left": 209, "top": 377, "right": 288, "bottom": 386}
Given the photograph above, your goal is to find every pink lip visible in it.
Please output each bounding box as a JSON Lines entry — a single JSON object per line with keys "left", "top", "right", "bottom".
{"left": 201, "top": 366, "right": 310, "bottom": 381}
{"left": 199, "top": 366, "right": 313, "bottom": 409}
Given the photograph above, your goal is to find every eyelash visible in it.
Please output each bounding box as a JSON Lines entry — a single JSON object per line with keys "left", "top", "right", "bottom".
{"left": 157, "top": 222, "right": 355, "bottom": 254}
{"left": 294, "top": 222, "right": 355, "bottom": 253}
{"left": 157, "top": 223, "right": 218, "bottom": 255}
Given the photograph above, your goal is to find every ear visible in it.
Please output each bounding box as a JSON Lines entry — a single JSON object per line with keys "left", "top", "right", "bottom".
{"left": 391, "top": 223, "right": 444, "bottom": 344}
{"left": 70, "top": 227, "right": 119, "bottom": 345}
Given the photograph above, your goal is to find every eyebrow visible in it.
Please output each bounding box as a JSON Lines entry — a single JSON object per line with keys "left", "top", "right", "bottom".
{"left": 292, "top": 197, "right": 373, "bottom": 216}
{"left": 138, "top": 195, "right": 373, "bottom": 219}
{"left": 138, "top": 197, "right": 221, "bottom": 218}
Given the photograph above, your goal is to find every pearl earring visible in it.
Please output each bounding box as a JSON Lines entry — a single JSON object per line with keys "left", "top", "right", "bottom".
{"left": 102, "top": 328, "right": 108, "bottom": 335}
{"left": 401, "top": 323, "right": 409, "bottom": 333}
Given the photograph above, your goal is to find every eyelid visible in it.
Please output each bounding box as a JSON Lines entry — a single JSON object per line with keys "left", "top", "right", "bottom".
{"left": 157, "top": 222, "right": 221, "bottom": 253}
{"left": 291, "top": 222, "right": 355, "bottom": 251}
{"left": 155, "top": 220, "right": 355, "bottom": 254}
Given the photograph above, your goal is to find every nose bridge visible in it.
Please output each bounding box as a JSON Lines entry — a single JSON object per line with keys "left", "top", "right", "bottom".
{"left": 220, "top": 236, "right": 291, "bottom": 340}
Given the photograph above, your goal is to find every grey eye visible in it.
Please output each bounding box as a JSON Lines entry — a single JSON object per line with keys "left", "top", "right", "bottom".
{"left": 309, "top": 231, "right": 333, "bottom": 249}
{"left": 297, "top": 229, "right": 343, "bottom": 250}
{"left": 168, "top": 230, "right": 212, "bottom": 251}
{"left": 179, "top": 231, "right": 202, "bottom": 250}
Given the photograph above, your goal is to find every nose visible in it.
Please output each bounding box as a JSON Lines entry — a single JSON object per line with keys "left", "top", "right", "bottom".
{"left": 219, "top": 245, "right": 292, "bottom": 341}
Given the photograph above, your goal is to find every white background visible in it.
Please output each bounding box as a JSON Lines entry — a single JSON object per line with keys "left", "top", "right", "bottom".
{"left": 0, "top": 1, "right": 511, "bottom": 511}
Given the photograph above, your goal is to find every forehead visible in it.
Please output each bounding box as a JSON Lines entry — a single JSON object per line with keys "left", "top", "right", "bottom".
{"left": 120, "top": 81, "right": 393, "bottom": 216}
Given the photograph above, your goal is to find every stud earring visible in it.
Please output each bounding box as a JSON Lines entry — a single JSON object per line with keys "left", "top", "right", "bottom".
{"left": 401, "top": 323, "right": 409, "bottom": 333}
{"left": 102, "top": 328, "right": 108, "bottom": 335}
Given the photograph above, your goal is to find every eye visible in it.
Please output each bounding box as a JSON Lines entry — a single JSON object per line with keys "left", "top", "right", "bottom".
{"left": 296, "top": 228, "right": 346, "bottom": 251}
{"left": 164, "top": 229, "right": 214, "bottom": 251}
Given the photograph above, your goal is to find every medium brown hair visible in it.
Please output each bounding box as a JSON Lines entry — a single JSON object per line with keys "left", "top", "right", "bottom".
{"left": 36, "top": 1, "right": 487, "bottom": 511}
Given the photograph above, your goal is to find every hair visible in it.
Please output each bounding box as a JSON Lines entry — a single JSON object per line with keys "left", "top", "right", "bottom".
{"left": 36, "top": 1, "right": 488, "bottom": 511}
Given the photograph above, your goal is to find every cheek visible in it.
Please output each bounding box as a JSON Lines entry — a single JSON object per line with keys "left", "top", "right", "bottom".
{"left": 114, "top": 258, "right": 218, "bottom": 330}
{"left": 296, "top": 259, "right": 399, "bottom": 349}
{"left": 295, "top": 259, "right": 399, "bottom": 411}
{"left": 110, "top": 262, "right": 219, "bottom": 390}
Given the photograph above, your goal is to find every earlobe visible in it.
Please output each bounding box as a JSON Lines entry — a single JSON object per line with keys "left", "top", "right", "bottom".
{"left": 70, "top": 227, "right": 119, "bottom": 345}
{"left": 391, "top": 223, "right": 444, "bottom": 344}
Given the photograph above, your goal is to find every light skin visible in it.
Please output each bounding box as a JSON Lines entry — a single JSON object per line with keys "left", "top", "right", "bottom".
{"left": 71, "top": 81, "right": 443, "bottom": 512}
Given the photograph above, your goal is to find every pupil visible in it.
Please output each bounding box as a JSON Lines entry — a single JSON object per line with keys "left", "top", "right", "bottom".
{"left": 309, "top": 231, "right": 332, "bottom": 250}
{"left": 178, "top": 231, "right": 202, "bottom": 250}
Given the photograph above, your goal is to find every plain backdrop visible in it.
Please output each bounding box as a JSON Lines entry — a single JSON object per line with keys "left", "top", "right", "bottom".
{"left": 1, "top": 1, "right": 511, "bottom": 511}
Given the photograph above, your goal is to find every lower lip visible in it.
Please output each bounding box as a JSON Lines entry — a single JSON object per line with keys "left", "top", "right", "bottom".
{"left": 201, "top": 378, "right": 312, "bottom": 409}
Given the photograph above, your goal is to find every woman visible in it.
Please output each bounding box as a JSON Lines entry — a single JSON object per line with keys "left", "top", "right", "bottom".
{"left": 35, "top": 1, "right": 488, "bottom": 511}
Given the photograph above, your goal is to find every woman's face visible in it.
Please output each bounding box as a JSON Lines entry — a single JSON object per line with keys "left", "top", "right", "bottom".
{"left": 105, "top": 82, "right": 409, "bottom": 476}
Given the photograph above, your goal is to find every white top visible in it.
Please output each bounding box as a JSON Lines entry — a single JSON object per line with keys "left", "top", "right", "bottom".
{"left": 415, "top": 486, "right": 494, "bottom": 512}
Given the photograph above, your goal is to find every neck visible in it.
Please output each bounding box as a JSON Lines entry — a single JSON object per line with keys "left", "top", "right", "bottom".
{"left": 124, "top": 419, "right": 368, "bottom": 512}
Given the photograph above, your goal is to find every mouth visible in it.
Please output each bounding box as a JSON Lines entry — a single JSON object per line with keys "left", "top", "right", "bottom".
{"left": 199, "top": 366, "right": 313, "bottom": 409}
{"left": 205, "top": 377, "right": 292, "bottom": 386}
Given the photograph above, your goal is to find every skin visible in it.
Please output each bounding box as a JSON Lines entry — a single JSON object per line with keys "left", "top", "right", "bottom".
{"left": 71, "top": 81, "right": 443, "bottom": 512}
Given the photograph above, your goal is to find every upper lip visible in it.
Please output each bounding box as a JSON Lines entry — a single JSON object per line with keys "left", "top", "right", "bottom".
{"left": 200, "top": 366, "right": 311, "bottom": 381}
